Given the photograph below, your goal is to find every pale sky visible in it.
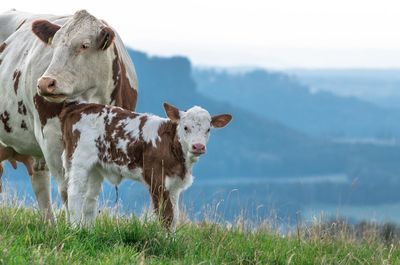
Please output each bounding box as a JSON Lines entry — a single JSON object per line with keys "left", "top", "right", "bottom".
{"left": 3, "top": 0, "right": 400, "bottom": 68}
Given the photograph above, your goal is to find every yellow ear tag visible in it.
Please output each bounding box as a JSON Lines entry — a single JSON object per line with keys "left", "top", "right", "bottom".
{"left": 102, "top": 37, "right": 109, "bottom": 50}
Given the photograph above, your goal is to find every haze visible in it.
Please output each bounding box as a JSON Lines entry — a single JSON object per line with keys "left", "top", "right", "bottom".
{"left": 2, "top": 0, "right": 400, "bottom": 68}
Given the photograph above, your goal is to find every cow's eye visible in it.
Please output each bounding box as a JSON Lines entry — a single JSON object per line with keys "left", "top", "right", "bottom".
{"left": 80, "top": 43, "right": 90, "bottom": 50}
{"left": 184, "top": 126, "right": 189, "bottom": 132}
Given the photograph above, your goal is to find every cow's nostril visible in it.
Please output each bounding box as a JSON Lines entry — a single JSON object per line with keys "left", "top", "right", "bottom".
{"left": 38, "top": 77, "right": 57, "bottom": 93}
{"left": 48, "top": 79, "right": 56, "bottom": 88}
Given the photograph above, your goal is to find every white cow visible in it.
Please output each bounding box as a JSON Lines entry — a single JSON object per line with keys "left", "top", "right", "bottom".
{"left": 61, "top": 102, "right": 232, "bottom": 229}
{"left": 0, "top": 9, "right": 138, "bottom": 221}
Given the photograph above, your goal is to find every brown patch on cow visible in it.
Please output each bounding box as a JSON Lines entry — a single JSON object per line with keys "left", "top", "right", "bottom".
{"left": 0, "top": 43, "right": 6, "bottom": 53}
{"left": 13, "top": 70, "right": 21, "bottom": 94}
{"left": 0, "top": 111, "right": 11, "bottom": 133}
{"left": 31, "top": 20, "right": 61, "bottom": 45}
{"left": 33, "top": 94, "right": 64, "bottom": 128}
{"left": 110, "top": 45, "right": 137, "bottom": 111}
{"left": 17, "top": 101, "right": 27, "bottom": 115}
{"left": 97, "top": 26, "right": 115, "bottom": 50}
{"left": 21, "top": 120, "right": 28, "bottom": 130}
{"left": 16, "top": 19, "right": 27, "bottom": 31}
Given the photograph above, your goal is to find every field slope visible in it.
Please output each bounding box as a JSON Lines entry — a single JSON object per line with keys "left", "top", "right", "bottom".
{"left": 0, "top": 205, "right": 399, "bottom": 264}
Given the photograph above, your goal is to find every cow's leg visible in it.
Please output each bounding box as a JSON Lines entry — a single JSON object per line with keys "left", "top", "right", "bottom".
{"left": 0, "top": 162, "right": 3, "bottom": 193}
{"left": 30, "top": 157, "right": 54, "bottom": 222}
{"left": 149, "top": 183, "right": 174, "bottom": 229}
{"left": 81, "top": 170, "right": 103, "bottom": 227}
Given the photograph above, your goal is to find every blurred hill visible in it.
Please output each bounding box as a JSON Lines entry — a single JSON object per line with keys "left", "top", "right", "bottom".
{"left": 193, "top": 69, "right": 400, "bottom": 139}
{"left": 291, "top": 69, "right": 400, "bottom": 110}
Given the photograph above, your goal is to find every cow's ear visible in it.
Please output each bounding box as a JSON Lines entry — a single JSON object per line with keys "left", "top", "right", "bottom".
{"left": 32, "top": 20, "right": 61, "bottom": 45}
{"left": 211, "top": 114, "right": 232, "bottom": 128}
{"left": 97, "top": 27, "right": 115, "bottom": 50}
{"left": 164, "top": 102, "right": 180, "bottom": 123}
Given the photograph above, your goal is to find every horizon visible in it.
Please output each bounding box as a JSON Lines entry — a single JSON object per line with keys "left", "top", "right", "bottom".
{"left": 3, "top": 0, "right": 400, "bottom": 69}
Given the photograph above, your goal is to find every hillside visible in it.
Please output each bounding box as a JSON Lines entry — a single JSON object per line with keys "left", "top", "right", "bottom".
{"left": 0, "top": 205, "right": 399, "bottom": 264}
{"left": 129, "top": 50, "right": 347, "bottom": 178}
{"left": 193, "top": 68, "right": 400, "bottom": 139}
{"left": 291, "top": 69, "right": 400, "bottom": 110}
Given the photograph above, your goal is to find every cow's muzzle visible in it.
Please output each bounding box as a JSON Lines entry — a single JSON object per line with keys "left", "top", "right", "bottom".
{"left": 37, "top": 77, "right": 57, "bottom": 94}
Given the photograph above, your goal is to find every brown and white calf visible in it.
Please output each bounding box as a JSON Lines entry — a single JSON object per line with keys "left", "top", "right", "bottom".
{"left": 60, "top": 102, "right": 231, "bottom": 229}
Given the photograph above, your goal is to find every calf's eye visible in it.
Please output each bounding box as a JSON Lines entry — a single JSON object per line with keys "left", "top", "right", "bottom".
{"left": 184, "top": 126, "right": 188, "bottom": 132}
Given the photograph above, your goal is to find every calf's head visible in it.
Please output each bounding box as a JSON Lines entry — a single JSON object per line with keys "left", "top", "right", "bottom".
{"left": 164, "top": 103, "right": 232, "bottom": 159}
{"left": 32, "top": 10, "right": 115, "bottom": 103}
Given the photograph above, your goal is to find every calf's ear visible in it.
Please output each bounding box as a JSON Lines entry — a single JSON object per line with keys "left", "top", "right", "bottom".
{"left": 211, "top": 114, "right": 232, "bottom": 128}
{"left": 32, "top": 20, "right": 61, "bottom": 45}
{"left": 97, "top": 27, "right": 115, "bottom": 50}
{"left": 163, "top": 102, "right": 180, "bottom": 123}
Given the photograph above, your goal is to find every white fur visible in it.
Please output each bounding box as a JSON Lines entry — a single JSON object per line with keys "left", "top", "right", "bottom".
{"left": 164, "top": 175, "right": 194, "bottom": 229}
{"left": 176, "top": 106, "right": 212, "bottom": 162}
{"left": 122, "top": 116, "right": 141, "bottom": 139}
{"left": 141, "top": 115, "right": 166, "bottom": 147}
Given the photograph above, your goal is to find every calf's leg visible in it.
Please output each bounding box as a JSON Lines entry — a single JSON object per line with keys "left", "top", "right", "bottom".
{"left": 81, "top": 170, "right": 103, "bottom": 227}
{"left": 67, "top": 166, "right": 91, "bottom": 227}
{"left": 150, "top": 183, "right": 174, "bottom": 229}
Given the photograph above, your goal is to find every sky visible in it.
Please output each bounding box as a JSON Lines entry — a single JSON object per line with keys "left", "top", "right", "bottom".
{"left": 3, "top": 0, "right": 400, "bottom": 68}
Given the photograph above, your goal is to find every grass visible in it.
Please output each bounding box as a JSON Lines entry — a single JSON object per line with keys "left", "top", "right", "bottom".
{"left": 0, "top": 200, "right": 400, "bottom": 264}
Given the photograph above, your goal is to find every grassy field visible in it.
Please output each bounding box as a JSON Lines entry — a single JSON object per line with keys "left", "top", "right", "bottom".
{"left": 0, "top": 202, "right": 400, "bottom": 265}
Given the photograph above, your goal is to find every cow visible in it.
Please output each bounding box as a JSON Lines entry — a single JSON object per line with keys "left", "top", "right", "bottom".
{"left": 0, "top": 9, "right": 138, "bottom": 221}
{"left": 60, "top": 102, "right": 232, "bottom": 229}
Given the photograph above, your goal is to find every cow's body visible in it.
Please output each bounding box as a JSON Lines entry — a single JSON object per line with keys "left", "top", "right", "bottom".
{"left": 0, "top": 10, "right": 137, "bottom": 220}
{"left": 61, "top": 102, "right": 231, "bottom": 229}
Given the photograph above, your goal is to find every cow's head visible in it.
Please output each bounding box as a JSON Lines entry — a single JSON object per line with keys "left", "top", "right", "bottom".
{"left": 164, "top": 103, "right": 232, "bottom": 160}
{"left": 32, "top": 10, "right": 116, "bottom": 103}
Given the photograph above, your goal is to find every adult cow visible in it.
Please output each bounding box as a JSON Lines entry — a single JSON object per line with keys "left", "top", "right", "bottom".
{"left": 0, "top": 9, "right": 138, "bottom": 221}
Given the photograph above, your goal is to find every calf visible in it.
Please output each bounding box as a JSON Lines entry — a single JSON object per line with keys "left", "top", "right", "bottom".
{"left": 61, "top": 102, "right": 232, "bottom": 229}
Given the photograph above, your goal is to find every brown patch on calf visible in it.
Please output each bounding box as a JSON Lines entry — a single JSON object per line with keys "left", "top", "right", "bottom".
{"left": 60, "top": 102, "right": 108, "bottom": 161}
{"left": 0, "top": 111, "right": 12, "bottom": 133}
{"left": 13, "top": 70, "right": 21, "bottom": 94}
{"left": 0, "top": 43, "right": 6, "bottom": 53}
{"left": 33, "top": 94, "right": 64, "bottom": 128}
{"left": 31, "top": 20, "right": 61, "bottom": 45}
{"left": 95, "top": 107, "right": 139, "bottom": 167}
{"left": 17, "top": 101, "right": 27, "bottom": 115}
{"left": 16, "top": 19, "right": 26, "bottom": 31}
{"left": 110, "top": 45, "right": 137, "bottom": 111}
